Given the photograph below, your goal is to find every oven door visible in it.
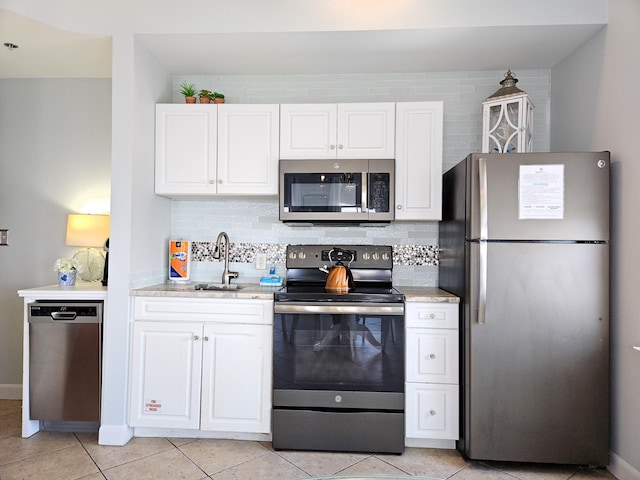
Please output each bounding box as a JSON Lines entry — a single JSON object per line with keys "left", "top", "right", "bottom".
{"left": 273, "top": 303, "right": 404, "bottom": 395}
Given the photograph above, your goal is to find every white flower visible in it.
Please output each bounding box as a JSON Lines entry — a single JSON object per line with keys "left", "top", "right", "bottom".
{"left": 54, "top": 257, "right": 83, "bottom": 274}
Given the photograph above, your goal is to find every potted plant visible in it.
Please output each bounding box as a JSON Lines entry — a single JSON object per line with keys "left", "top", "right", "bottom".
{"left": 180, "top": 82, "right": 197, "bottom": 104}
{"left": 213, "top": 92, "right": 225, "bottom": 104}
{"left": 198, "top": 89, "right": 213, "bottom": 104}
{"left": 54, "top": 257, "right": 83, "bottom": 286}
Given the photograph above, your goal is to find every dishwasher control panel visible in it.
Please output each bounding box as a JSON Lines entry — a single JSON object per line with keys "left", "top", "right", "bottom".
{"left": 28, "top": 301, "right": 103, "bottom": 322}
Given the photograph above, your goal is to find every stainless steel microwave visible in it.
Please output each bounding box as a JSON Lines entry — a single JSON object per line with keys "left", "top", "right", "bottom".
{"left": 279, "top": 158, "right": 394, "bottom": 223}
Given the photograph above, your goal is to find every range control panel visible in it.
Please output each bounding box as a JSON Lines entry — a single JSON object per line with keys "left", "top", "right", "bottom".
{"left": 285, "top": 244, "right": 393, "bottom": 269}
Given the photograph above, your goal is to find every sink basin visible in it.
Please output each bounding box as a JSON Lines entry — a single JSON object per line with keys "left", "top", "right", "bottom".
{"left": 193, "top": 283, "right": 243, "bottom": 291}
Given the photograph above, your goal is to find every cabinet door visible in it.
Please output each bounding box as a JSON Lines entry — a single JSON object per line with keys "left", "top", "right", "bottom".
{"left": 395, "top": 102, "right": 443, "bottom": 220}
{"left": 406, "top": 383, "right": 459, "bottom": 440}
{"left": 200, "top": 323, "right": 273, "bottom": 433}
{"left": 155, "top": 104, "right": 218, "bottom": 195}
{"left": 217, "top": 104, "right": 280, "bottom": 195}
{"left": 279, "top": 104, "right": 338, "bottom": 159}
{"left": 337, "top": 103, "right": 395, "bottom": 159}
{"left": 406, "top": 328, "right": 458, "bottom": 384}
{"left": 129, "top": 321, "right": 202, "bottom": 429}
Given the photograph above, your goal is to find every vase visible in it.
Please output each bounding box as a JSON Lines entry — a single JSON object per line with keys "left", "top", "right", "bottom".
{"left": 58, "top": 269, "right": 76, "bottom": 287}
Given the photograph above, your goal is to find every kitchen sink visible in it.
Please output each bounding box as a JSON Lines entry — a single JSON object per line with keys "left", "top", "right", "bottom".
{"left": 193, "top": 283, "right": 243, "bottom": 291}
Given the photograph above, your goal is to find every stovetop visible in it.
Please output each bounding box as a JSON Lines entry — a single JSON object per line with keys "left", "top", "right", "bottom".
{"left": 276, "top": 244, "right": 403, "bottom": 303}
{"left": 274, "top": 284, "right": 404, "bottom": 303}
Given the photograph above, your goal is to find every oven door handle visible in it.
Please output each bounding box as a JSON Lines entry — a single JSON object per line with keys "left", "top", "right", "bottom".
{"left": 274, "top": 303, "right": 404, "bottom": 315}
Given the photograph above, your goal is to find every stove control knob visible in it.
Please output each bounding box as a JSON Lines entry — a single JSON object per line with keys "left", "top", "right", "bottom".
{"left": 288, "top": 252, "right": 297, "bottom": 259}
{"left": 372, "top": 252, "right": 380, "bottom": 260}
{"left": 335, "top": 395, "right": 343, "bottom": 404}
{"left": 382, "top": 252, "right": 390, "bottom": 261}
{"left": 362, "top": 252, "right": 371, "bottom": 260}
{"left": 299, "top": 252, "right": 306, "bottom": 259}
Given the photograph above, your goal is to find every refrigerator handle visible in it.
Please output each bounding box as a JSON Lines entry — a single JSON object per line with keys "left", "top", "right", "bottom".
{"left": 478, "top": 158, "right": 488, "bottom": 324}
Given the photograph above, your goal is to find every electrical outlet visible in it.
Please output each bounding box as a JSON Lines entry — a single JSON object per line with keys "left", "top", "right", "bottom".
{"left": 256, "top": 253, "right": 267, "bottom": 270}
{"left": 0, "top": 229, "right": 8, "bottom": 246}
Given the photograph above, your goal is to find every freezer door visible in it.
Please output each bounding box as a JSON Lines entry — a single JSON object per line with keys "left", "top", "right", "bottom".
{"left": 464, "top": 241, "right": 609, "bottom": 465}
{"left": 468, "top": 152, "right": 610, "bottom": 241}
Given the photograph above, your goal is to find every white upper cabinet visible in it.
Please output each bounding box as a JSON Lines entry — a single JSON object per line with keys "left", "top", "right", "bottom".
{"left": 280, "top": 103, "right": 395, "bottom": 159}
{"left": 155, "top": 104, "right": 218, "bottom": 196}
{"left": 395, "top": 102, "right": 444, "bottom": 221}
{"left": 155, "top": 104, "right": 279, "bottom": 197}
{"left": 217, "top": 104, "right": 280, "bottom": 195}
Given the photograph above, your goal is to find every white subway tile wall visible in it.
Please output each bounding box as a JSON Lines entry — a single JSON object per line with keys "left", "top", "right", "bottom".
{"left": 164, "top": 70, "right": 550, "bottom": 287}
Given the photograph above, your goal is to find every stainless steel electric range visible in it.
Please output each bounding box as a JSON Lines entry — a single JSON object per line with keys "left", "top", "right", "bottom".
{"left": 272, "top": 244, "right": 405, "bottom": 454}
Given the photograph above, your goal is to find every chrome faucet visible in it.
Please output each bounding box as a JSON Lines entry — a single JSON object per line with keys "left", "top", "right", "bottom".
{"left": 213, "top": 231, "right": 239, "bottom": 286}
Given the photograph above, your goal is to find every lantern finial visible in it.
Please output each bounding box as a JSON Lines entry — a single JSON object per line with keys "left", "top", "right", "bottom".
{"left": 486, "top": 70, "right": 526, "bottom": 101}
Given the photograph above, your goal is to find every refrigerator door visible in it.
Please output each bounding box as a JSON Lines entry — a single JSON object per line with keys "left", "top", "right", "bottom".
{"left": 468, "top": 152, "right": 609, "bottom": 242}
{"left": 465, "top": 241, "right": 610, "bottom": 465}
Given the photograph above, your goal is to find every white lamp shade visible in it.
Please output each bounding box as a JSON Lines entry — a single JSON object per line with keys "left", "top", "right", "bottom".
{"left": 66, "top": 214, "right": 110, "bottom": 247}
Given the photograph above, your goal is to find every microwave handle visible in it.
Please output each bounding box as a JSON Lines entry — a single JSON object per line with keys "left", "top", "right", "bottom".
{"left": 362, "top": 171, "right": 368, "bottom": 212}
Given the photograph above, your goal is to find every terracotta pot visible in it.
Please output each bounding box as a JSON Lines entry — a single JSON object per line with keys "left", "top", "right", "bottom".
{"left": 213, "top": 98, "right": 225, "bottom": 104}
{"left": 200, "top": 97, "right": 211, "bottom": 104}
{"left": 185, "top": 96, "right": 196, "bottom": 104}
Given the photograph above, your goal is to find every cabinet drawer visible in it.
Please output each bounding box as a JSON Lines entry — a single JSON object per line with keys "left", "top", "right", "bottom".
{"left": 134, "top": 297, "right": 273, "bottom": 325}
{"left": 406, "top": 303, "right": 458, "bottom": 329}
{"left": 405, "top": 383, "right": 459, "bottom": 440}
{"left": 406, "top": 328, "right": 458, "bottom": 383}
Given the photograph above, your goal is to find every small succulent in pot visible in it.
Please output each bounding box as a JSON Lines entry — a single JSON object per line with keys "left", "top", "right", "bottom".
{"left": 198, "top": 89, "right": 213, "bottom": 104}
{"left": 213, "top": 92, "right": 225, "bottom": 104}
{"left": 180, "top": 82, "right": 197, "bottom": 103}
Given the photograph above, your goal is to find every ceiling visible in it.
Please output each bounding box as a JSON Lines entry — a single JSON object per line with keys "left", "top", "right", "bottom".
{"left": 0, "top": 7, "right": 606, "bottom": 78}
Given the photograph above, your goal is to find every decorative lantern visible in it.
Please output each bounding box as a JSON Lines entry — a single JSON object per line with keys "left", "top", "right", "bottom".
{"left": 482, "top": 70, "right": 534, "bottom": 153}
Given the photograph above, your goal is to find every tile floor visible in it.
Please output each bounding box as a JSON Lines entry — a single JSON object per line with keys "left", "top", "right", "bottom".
{"left": 0, "top": 400, "right": 618, "bottom": 480}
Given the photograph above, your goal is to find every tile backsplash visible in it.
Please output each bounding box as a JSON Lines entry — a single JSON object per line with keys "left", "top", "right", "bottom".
{"left": 165, "top": 69, "right": 551, "bottom": 288}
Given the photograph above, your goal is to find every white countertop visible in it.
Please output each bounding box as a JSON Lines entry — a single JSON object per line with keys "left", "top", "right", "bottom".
{"left": 18, "top": 284, "right": 108, "bottom": 300}
{"left": 131, "top": 283, "right": 458, "bottom": 303}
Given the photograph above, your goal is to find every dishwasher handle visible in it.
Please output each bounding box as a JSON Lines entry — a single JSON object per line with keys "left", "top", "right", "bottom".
{"left": 51, "top": 311, "right": 77, "bottom": 320}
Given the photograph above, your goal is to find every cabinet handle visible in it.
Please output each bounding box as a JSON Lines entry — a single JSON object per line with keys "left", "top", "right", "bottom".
{"left": 397, "top": 205, "right": 403, "bottom": 210}
{"left": 428, "top": 354, "right": 436, "bottom": 359}
{"left": 429, "top": 410, "right": 436, "bottom": 416}
{"left": 193, "top": 335, "right": 199, "bottom": 341}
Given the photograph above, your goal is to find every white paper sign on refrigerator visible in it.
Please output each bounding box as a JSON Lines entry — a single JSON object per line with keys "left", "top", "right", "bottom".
{"left": 518, "top": 164, "right": 564, "bottom": 219}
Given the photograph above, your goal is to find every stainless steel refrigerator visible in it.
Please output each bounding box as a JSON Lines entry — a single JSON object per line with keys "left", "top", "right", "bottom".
{"left": 439, "top": 152, "right": 610, "bottom": 466}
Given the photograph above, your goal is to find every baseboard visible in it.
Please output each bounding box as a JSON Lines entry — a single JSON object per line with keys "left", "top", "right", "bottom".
{"left": 98, "top": 424, "right": 134, "bottom": 446}
{"left": 0, "top": 384, "right": 22, "bottom": 400}
{"left": 609, "top": 452, "right": 640, "bottom": 480}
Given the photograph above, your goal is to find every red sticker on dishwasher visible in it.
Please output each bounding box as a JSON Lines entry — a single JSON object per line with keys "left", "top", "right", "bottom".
{"left": 144, "top": 399, "right": 162, "bottom": 413}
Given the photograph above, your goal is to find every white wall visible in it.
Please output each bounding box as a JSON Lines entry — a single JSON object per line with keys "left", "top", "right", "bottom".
{"left": 551, "top": 0, "right": 640, "bottom": 477}
{"left": 98, "top": 34, "right": 173, "bottom": 445}
{"left": 0, "top": 78, "right": 111, "bottom": 396}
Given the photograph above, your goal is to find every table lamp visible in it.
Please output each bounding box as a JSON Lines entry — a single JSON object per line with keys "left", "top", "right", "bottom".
{"left": 66, "top": 214, "right": 110, "bottom": 282}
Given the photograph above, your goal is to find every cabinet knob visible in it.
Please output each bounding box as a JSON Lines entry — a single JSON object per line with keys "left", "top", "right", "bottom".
{"left": 218, "top": 179, "right": 222, "bottom": 184}
{"left": 330, "top": 145, "right": 336, "bottom": 150}
{"left": 428, "top": 353, "right": 436, "bottom": 359}
{"left": 209, "top": 180, "right": 214, "bottom": 184}
{"left": 397, "top": 205, "right": 403, "bottom": 210}
{"left": 338, "top": 144, "right": 343, "bottom": 149}
{"left": 429, "top": 410, "right": 436, "bottom": 416}
{"left": 193, "top": 335, "right": 199, "bottom": 341}
{"left": 204, "top": 336, "right": 209, "bottom": 341}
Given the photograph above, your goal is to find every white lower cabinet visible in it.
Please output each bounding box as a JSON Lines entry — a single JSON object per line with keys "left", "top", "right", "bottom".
{"left": 129, "top": 297, "right": 273, "bottom": 435}
{"left": 405, "top": 302, "right": 459, "bottom": 448}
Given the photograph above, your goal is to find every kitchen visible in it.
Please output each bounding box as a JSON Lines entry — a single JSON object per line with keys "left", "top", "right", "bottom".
{"left": 0, "top": 1, "right": 639, "bottom": 479}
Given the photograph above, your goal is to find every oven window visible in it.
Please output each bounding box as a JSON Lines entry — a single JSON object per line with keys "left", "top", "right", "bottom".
{"left": 273, "top": 312, "right": 404, "bottom": 393}
{"left": 283, "top": 173, "right": 362, "bottom": 213}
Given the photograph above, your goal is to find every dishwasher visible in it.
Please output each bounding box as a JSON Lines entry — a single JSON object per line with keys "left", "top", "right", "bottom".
{"left": 28, "top": 301, "right": 103, "bottom": 427}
